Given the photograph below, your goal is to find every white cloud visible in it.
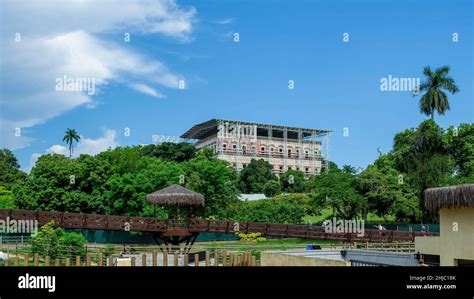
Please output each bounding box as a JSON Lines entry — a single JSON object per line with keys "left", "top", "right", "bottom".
{"left": 0, "top": 0, "right": 196, "bottom": 150}
{"left": 214, "top": 18, "right": 235, "bottom": 25}
{"left": 130, "top": 83, "right": 165, "bottom": 98}
{"left": 2, "top": 0, "right": 196, "bottom": 40}
{"left": 26, "top": 129, "right": 118, "bottom": 172}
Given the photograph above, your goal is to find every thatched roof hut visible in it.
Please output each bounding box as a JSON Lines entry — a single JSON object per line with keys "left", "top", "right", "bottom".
{"left": 146, "top": 184, "right": 205, "bottom": 207}
{"left": 424, "top": 184, "right": 474, "bottom": 211}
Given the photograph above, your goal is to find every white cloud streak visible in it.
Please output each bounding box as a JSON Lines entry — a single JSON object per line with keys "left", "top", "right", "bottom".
{"left": 130, "top": 83, "right": 166, "bottom": 98}
{"left": 0, "top": 0, "right": 196, "bottom": 150}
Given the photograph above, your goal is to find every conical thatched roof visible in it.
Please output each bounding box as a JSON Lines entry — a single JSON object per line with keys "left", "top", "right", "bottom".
{"left": 424, "top": 184, "right": 474, "bottom": 211}
{"left": 146, "top": 184, "right": 205, "bottom": 207}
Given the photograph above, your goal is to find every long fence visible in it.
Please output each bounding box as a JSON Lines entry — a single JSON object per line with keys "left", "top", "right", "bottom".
{"left": 0, "top": 241, "right": 415, "bottom": 267}
{"left": 0, "top": 209, "right": 438, "bottom": 243}
{"left": 1, "top": 249, "right": 256, "bottom": 267}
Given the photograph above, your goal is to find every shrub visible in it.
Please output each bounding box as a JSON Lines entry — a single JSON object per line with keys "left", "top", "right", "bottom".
{"left": 235, "top": 198, "right": 306, "bottom": 224}
{"left": 263, "top": 180, "right": 281, "bottom": 197}
{"left": 31, "top": 221, "right": 86, "bottom": 259}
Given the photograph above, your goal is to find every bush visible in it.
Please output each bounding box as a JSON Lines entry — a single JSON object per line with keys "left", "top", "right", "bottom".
{"left": 61, "top": 231, "right": 86, "bottom": 257}
{"left": 237, "top": 232, "right": 267, "bottom": 244}
{"left": 235, "top": 198, "right": 306, "bottom": 224}
{"left": 31, "top": 221, "right": 86, "bottom": 259}
{"left": 263, "top": 180, "right": 281, "bottom": 197}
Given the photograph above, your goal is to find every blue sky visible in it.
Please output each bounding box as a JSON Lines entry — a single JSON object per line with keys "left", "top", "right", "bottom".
{"left": 1, "top": 0, "right": 473, "bottom": 172}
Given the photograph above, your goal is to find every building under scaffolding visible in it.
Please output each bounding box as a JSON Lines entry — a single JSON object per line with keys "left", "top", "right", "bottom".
{"left": 181, "top": 119, "right": 331, "bottom": 176}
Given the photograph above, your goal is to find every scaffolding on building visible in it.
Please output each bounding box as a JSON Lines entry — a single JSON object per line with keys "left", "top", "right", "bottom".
{"left": 181, "top": 119, "right": 332, "bottom": 176}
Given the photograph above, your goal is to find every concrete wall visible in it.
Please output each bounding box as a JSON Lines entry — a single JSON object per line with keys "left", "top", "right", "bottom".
{"left": 415, "top": 207, "right": 474, "bottom": 266}
{"left": 261, "top": 250, "right": 418, "bottom": 266}
{"left": 261, "top": 251, "right": 349, "bottom": 266}
{"left": 344, "top": 250, "right": 419, "bottom": 266}
{"left": 439, "top": 207, "right": 474, "bottom": 266}
{"left": 415, "top": 236, "right": 440, "bottom": 256}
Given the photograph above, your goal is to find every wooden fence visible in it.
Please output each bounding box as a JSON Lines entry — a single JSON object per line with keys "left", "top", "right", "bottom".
{"left": 0, "top": 209, "right": 437, "bottom": 243}
{"left": 2, "top": 250, "right": 257, "bottom": 267}
{"left": 352, "top": 242, "right": 415, "bottom": 253}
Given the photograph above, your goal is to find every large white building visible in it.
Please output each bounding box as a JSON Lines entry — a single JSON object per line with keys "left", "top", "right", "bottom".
{"left": 181, "top": 119, "right": 331, "bottom": 176}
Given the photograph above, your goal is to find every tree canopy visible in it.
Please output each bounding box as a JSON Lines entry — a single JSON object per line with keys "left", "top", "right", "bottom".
{"left": 237, "top": 159, "right": 277, "bottom": 193}
{"left": 0, "top": 149, "right": 26, "bottom": 190}
{"left": 416, "top": 66, "right": 459, "bottom": 120}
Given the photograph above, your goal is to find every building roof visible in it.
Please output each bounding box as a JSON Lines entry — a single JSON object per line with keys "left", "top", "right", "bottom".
{"left": 239, "top": 194, "right": 267, "bottom": 201}
{"left": 180, "top": 119, "right": 331, "bottom": 139}
{"left": 424, "top": 184, "right": 474, "bottom": 211}
{"left": 146, "top": 184, "right": 205, "bottom": 207}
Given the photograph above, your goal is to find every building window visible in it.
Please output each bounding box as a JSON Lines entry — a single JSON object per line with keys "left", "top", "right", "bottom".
{"left": 279, "top": 148, "right": 283, "bottom": 153}
{"left": 288, "top": 149, "right": 292, "bottom": 156}
{"left": 223, "top": 143, "right": 227, "bottom": 150}
{"left": 232, "top": 144, "right": 237, "bottom": 151}
{"left": 261, "top": 146, "right": 265, "bottom": 152}
{"left": 242, "top": 145, "right": 247, "bottom": 154}
{"left": 305, "top": 167, "right": 309, "bottom": 172}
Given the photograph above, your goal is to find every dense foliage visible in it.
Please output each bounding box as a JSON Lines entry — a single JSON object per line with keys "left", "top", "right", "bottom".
{"left": 0, "top": 149, "right": 26, "bottom": 190}
{"left": 234, "top": 196, "right": 307, "bottom": 224}
{"left": 237, "top": 159, "right": 277, "bottom": 193}
{"left": 0, "top": 119, "right": 472, "bottom": 224}
{"left": 141, "top": 142, "right": 196, "bottom": 162}
{"left": 11, "top": 146, "right": 239, "bottom": 219}
{"left": 31, "top": 221, "right": 86, "bottom": 258}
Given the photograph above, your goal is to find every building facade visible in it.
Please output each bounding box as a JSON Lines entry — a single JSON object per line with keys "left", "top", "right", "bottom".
{"left": 415, "top": 184, "right": 474, "bottom": 266}
{"left": 181, "top": 119, "right": 331, "bottom": 176}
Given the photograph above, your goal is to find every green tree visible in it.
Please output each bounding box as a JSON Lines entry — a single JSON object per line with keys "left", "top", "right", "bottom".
{"left": 235, "top": 198, "right": 306, "bottom": 224}
{"left": 445, "top": 123, "right": 474, "bottom": 182}
{"left": 356, "top": 164, "right": 421, "bottom": 222}
{"left": 31, "top": 221, "right": 86, "bottom": 259}
{"left": 31, "top": 222, "right": 62, "bottom": 258}
{"left": 321, "top": 160, "right": 339, "bottom": 174}
{"left": 263, "top": 180, "right": 281, "bottom": 197}
{"left": 0, "top": 149, "right": 26, "bottom": 189}
{"left": 308, "top": 170, "right": 367, "bottom": 220}
{"left": 238, "top": 159, "right": 277, "bottom": 193}
{"left": 62, "top": 128, "right": 81, "bottom": 158}
{"left": 0, "top": 186, "right": 15, "bottom": 209}
{"left": 416, "top": 66, "right": 459, "bottom": 120}
{"left": 141, "top": 142, "right": 196, "bottom": 162}
{"left": 341, "top": 164, "right": 357, "bottom": 174}
{"left": 280, "top": 170, "right": 306, "bottom": 193}
{"left": 13, "top": 154, "right": 86, "bottom": 212}
{"left": 391, "top": 120, "right": 455, "bottom": 218}
{"left": 183, "top": 149, "right": 240, "bottom": 218}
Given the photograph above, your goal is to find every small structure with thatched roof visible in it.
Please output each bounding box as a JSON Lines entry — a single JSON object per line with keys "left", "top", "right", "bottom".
{"left": 424, "top": 184, "right": 474, "bottom": 211}
{"left": 146, "top": 184, "right": 204, "bottom": 207}
{"left": 146, "top": 184, "right": 205, "bottom": 252}
{"left": 415, "top": 184, "right": 474, "bottom": 266}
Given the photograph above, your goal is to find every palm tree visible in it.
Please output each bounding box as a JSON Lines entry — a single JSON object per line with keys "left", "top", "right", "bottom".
{"left": 62, "top": 128, "right": 81, "bottom": 158}
{"left": 416, "top": 66, "right": 459, "bottom": 120}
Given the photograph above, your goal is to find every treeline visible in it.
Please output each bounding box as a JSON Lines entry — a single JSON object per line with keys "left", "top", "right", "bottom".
{"left": 0, "top": 120, "right": 472, "bottom": 224}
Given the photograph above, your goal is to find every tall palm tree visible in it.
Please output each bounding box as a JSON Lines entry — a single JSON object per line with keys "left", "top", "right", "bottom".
{"left": 416, "top": 66, "right": 459, "bottom": 120}
{"left": 62, "top": 128, "right": 81, "bottom": 158}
